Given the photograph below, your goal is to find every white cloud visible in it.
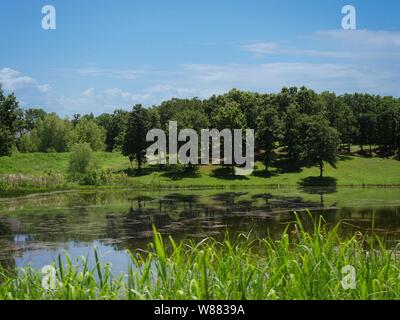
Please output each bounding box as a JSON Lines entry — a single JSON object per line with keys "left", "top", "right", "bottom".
{"left": 179, "top": 62, "right": 399, "bottom": 95}
{"left": 241, "top": 42, "right": 355, "bottom": 59}
{"left": 315, "top": 29, "right": 400, "bottom": 47}
{"left": 74, "top": 67, "right": 151, "bottom": 80}
{"left": 0, "top": 67, "right": 51, "bottom": 93}
{"left": 241, "top": 30, "right": 400, "bottom": 60}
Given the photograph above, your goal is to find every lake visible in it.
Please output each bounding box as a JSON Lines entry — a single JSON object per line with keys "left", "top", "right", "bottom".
{"left": 1, "top": 187, "right": 400, "bottom": 274}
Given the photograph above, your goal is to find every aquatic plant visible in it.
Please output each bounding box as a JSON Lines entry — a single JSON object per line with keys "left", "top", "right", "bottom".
{"left": 1, "top": 213, "right": 400, "bottom": 300}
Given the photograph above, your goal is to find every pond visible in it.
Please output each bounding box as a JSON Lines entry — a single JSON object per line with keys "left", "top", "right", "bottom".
{"left": 1, "top": 187, "right": 400, "bottom": 274}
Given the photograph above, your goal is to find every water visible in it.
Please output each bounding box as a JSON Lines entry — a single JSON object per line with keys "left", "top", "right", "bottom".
{"left": 1, "top": 187, "right": 400, "bottom": 274}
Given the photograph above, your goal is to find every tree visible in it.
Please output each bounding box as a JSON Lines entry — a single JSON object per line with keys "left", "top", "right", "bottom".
{"left": 211, "top": 102, "right": 247, "bottom": 173}
{"left": 322, "top": 92, "right": 356, "bottom": 151}
{"left": 23, "top": 108, "right": 47, "bottom": 130}
{"left": 296, "top": 86, "right": 322, "bottom": 115}
{"left": 282, "top": 104, "right": 303, "bottom": 164}
{"left": 256, "top": 105, "right": 282, "bottom": 173}
{"left": 375, "top": 97, "right": 399, "bottom": 152}
{"left": 30, "top": 113, "right": 71, "bottom": 152}
{"left": 0, "top": 89, "right": 21, "bottom": 156}
{"left": 302, "top": 116, "right": 341, "bottom": 178}
{"left": 0, "top": 126, "right": 14, "bottom": 157}
{"left": 224, "top": 89, "right": 260, "bottom": 129}
{"left": 97, "top": 109, "right": 129, "bottom": 152}
{"left": 122, "top": 105, "right": 150, "bottom": 173}
{"left": 357, "top": 112, "right": 377, "bottom": 154}
{"left": 69, "top": 118, "right": 106, "bottom": 151}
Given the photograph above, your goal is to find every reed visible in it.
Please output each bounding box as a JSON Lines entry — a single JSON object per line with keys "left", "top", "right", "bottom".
{"left": 1, "top": 212, "right": 400, "bottom": 300}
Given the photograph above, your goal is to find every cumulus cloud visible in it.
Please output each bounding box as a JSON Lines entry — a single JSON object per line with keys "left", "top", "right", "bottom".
{"left": 0, "top": 68, "right": 52, "bottom": 93}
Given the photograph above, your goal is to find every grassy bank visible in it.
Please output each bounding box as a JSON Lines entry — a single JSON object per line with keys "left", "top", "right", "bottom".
{"left": 1, "top": 215, "right": 400, "bottom": 300}
{"left": 1, "top": 151, "right": 400, "bottom": 195}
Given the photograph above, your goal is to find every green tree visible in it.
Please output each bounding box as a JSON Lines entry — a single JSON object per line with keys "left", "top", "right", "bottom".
{"left": 282, "top": 104, "right": 303, "bottom": 164}
{"left": 224, "top": 89, "right": 260, "bottom": 129}
{"left": 30, "top": 113, "right": 71, "bottom": 152}
{"left": 23, "top": 108, "right": 47, "bottom": 130}
{"left": 0, "top": 89, "right": 21, "bottom": 156}
{"left": 357, "top": 112, "right": 377, "bottom": 154}
{"left": 296, "top": 86, "right": 322, "bottom": 115}
{"left": 302, "top": 116, "right": 341, "bottom": 178}
{"left": 97, "top": 109, "right": 129, "bottom": 152}
{"left": 122, "top": 105, "right": 150, "bottom": 173}
{"left": 256, "top": 105, "right": 282, "bottom": 173}
{"left": 322, "top": 92, "right": 356, "bottom": 151}
{"left": 0, "top": 126, "right": 14, "bottom": 157}
{"left": 212, "top": 102, "right": 247, "bottom": 174}
{"left": 69, "top": 118, "right": 106, "bottom": 151}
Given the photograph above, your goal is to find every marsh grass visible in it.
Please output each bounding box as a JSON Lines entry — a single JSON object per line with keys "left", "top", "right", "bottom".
{"left": 1, "top": 212, "right": 400, "bottom": 300}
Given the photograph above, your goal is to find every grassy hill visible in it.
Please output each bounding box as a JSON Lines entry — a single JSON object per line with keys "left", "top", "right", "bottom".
{"left": 1, "top": 151, "right": 400, "bottom": 191}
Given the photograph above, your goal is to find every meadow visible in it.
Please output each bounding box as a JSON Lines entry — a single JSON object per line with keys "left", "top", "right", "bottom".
{"left": 0, "top": 151, "right": 400, "bottom": 196}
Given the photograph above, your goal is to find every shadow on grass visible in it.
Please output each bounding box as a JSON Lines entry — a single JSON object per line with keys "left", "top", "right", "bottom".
{"left": 299, "top": 176, "right": 337, "bottom": 187}
{"left": 273, "top": 157, "right": 303, "bottom": 174}
{"left": 115, "top": 166, "right": 164, "bottom": 177}
{"left": 337, "top": 154, "right": 353, "bottom": 161}
{"left": 211, "top": 167, "right": 249, "bottom": 181}
{"left": 160, "top": 166, "right": 201, "bottom": 181}
{"left": 252, "top": 169, "right": 279, "bottom": 178}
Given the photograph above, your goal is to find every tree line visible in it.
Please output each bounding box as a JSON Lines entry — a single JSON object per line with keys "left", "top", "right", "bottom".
{"left": 1, "top": 86, "right": 399, "bottom": 177}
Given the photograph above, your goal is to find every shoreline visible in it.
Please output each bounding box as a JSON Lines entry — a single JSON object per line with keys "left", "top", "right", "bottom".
{"left": 2, "top": 183, "right": 400, "bottom": 201}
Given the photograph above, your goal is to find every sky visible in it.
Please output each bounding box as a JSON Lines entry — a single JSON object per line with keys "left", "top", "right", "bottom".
{"left": 0, "top": 0, "right": 399, "bottom": 116}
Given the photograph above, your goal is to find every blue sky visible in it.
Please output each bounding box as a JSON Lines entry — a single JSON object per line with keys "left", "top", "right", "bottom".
{"left": 1, "top": 0, "right": 399, "bottom": 115}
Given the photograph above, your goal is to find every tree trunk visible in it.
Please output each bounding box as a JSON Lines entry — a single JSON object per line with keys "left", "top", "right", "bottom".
{"left": 319, "top": 161, "right": 324, "bottom": 178}
{"left": 264, "top": 160, "right": 269, "bottom": 174}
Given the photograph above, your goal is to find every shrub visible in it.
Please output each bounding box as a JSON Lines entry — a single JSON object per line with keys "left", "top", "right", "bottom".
{"left": 67, "top": 143, "right": 98, "bottom": 185}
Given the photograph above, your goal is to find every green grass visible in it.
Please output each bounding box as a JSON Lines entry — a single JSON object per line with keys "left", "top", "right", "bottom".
{"left": 1, "top": 151, "right": 400, "bottom": 193}
{"left": 0, "top": 152, "right": 129, "bottom": 175}
{"left": 1, "top": 214, "right": 400, "bottom": 300}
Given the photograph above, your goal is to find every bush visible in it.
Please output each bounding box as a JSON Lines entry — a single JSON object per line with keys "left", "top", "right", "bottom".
{"left": 68, "top": 118, "right": 106, "bottom": 151}
{"left": 68, "top": 143, "right": 98, "bottom": 185}
{"left": 17, "top": 134, "right": 37, "bottom": 153}
{"left": 67, "top": 143, "right": 112, "bottom": 186}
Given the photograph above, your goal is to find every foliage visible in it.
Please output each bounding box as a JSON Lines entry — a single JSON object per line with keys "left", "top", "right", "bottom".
{"left": 97, "top": 109, "right": 130, "bottom": 152}
{"left": 256, "top": 105, "right": 282, "bottom": 172}
{"left": 30, "top": 113, "right": 72, "bottom": 152}
{"left": 302, "top": 115, "right": 341, "bottom": 177}
{"left": 122, "top": 105, "right": 150, "bottom": 172}
{"left": 68, "top": 118, "right": 106, "bottom": 151}
{"left": 67, "top": 143, "right": 99, "bottom": 185}
{"left": 2, "top": 216, "right": 400, "bottom": 300}
{"left": 0, "top": 89, "right": 20, "bottom": 156}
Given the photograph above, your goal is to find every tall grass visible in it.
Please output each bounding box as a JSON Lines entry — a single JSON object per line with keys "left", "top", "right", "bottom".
{"left": 0, "top": 173, "right": 67, "bottom": 197}
{"left": 1, "top": 213, "right": 400, "bottom": 300}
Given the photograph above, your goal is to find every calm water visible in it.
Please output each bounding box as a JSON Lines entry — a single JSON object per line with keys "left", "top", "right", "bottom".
{"left": 1, "top": 187, "right": 400, "bottom": 273}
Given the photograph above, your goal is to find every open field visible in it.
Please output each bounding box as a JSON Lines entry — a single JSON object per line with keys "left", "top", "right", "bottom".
{"left": 1, "top": 151, "right": 400, "bottom": 194}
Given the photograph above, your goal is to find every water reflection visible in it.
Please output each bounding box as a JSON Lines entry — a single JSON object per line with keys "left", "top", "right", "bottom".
{"left": 0, "top": 188, "right": 400, "bottom": 273}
